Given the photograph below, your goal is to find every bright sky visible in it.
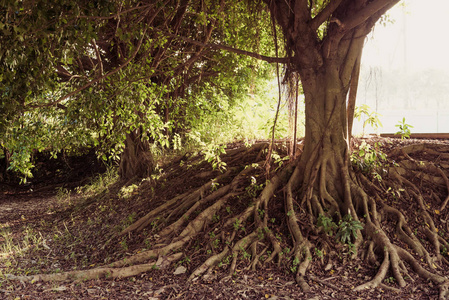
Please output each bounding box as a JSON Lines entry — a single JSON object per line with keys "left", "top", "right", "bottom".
{"left": 355, "top": 0, "right": 449, "bottom": 134}
{"left": 362, "top": 0, "right": 449, "bottom": 71}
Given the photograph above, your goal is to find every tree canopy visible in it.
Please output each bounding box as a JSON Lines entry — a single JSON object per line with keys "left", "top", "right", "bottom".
{"left": 1, "top": 0, "right": 278, "bottom": 179}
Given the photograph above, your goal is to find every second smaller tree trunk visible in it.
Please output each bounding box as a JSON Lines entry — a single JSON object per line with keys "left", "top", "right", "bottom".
{"left": 119, "top": 130, "right": 154, "bottom": 180}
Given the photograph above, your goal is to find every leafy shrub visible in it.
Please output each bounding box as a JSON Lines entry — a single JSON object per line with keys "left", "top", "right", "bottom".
{"left": 351, "top": 141, "right": 387, "bottom": 181}
{"left": 336, "top": 214, "right": 364, "bottom": 244}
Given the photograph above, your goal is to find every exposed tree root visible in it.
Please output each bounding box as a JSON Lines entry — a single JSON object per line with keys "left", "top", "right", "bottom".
{"left": 6, "top": 253, "right": 183, "bottom": 282}
{"left": 7, "top": 141, "right": 449, "bottom": 298}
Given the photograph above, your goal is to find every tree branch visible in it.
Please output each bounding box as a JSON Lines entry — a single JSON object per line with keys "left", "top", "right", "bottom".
{"left": 340, "top": 0, "right": 400, "bottom": 32}
{"left": 26, "top": 28, "right": 148, "bottom": 110}
{"left": 78, "top": 3, "right": 154, "bottom": 20}
{"left": 163, "top": 30, "right": 289, "bottom": 64}
{"left": 92, "top": 39, "right": 104, "bottom": 76}
{"left": 310, "top": 0, "right": 344, "bottom": 31}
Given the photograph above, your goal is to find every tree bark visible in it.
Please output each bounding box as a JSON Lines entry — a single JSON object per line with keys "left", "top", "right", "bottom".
{"left": 267, "top": 0, "right": 398, "bottom": 215}
{"left": 0, "top": 146, "right": 10, "bottom": 182}
{"left": 119, "top": 130, "right": 154, "bottom": 180}
{"left": 294, "top": 62, "right": 353, "bottom": 216}
{"left": 347, "top": 50, "right": 362, "bottom": 143}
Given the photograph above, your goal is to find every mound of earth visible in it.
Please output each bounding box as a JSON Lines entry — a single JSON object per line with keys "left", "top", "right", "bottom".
{"left": 1, "top": 137, "right": 449, "bottom": 299}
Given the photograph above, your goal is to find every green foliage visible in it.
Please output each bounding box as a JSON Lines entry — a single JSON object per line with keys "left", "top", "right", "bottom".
{"left": 271, "top": 150, "right": 290, "bottom": 171}
{"left": 317, "top": 214, "right": 364, "bottom": 245}
{"left": 395, "top": 117, "right": 413, "bottom": 139}
{"left": 75, "top": 166, "right": 118, "bottom": 196}
{"left": 183, "top": 68, "right": 293, "bottom": 148}
{"left": 351, "top": 141, "right": 387, "bottom": 181}
{"left": 119, "top": 184, "right": 139, "bottom": 199}
{"left": 1, "top": 0, "right": 290, "bottom": 180}
{"left": 233, "top": 219, "right": 245, "bottom": 232}
{"left": 317, "top": 214, "right": 338, "bottom": 236}
{"left": 204, "top": 144, "right": 227, "bottom": 172}
{"left": 384, "top": 276, "right": 396, "bottom": 284}
{"left": 178, "top": 256, "right": 191, "bottom": 266}
{"left": 336, "top": 215, "right": 364, "bottom": 245}
{"left": 354, "top": 104, "right": 383, "bottom": 134}
{"left": 56, "top": 187, "right": 72, "bottom": 204}
{"left": 7, "top": 151, "right": 34, "bottom": 183}
{"left": 0, "top": 0, "right": 305, "bottom": 181}
{"left": 245, "top": 176, "right": 264, "bottom": 198}
{"left": 290, "top": 256, "right": 300, "bottom": 273}
{"left": 314, "top": 248, "right": 324, "bottom": 258}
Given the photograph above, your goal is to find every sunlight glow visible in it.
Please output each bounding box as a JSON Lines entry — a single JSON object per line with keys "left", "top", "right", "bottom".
{"left": 355, "top": 0, "right": 449, "bottom": 134}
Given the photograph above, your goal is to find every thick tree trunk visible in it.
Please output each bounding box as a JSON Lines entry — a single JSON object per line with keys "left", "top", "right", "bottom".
{"left": 282, "top": 24, "right": 367, "bottom": 219}
{"left": 0, "top": 146, "right": 10, "bottom": 182}
{"left": 293, "top": 62, "right": 352, "bottom": 217}
{"left": 119, "top": 130, "right": 154, "bottom": 180}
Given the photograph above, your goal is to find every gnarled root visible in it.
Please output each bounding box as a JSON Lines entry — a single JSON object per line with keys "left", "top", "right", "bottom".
{"left": 6, "top": 141, "right": 449, "bottom": 299}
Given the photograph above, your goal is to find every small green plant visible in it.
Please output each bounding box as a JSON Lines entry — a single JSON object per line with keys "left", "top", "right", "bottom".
{"left": 121, "top": 212, "right": 137, "bottom": 228}
{"left": 212, "top": 238, "right": 220, "bottom": 248}
{"left": 317, "top": 214, "right": 338, "bottom": 236}
{"left": 241, "top": 248, "right": 251, "bottom": 260}
{"left": 275, "top": 233, "right": 283, "bottom": 242}
{"left": 271, "top": 150, "right": 290, "bottom": 171}
{"left": 211, "top": 180, "right": 219, "bottom": 191}
{"left": 386, "top": 187, "right": 405, "bottom": 201}
{"left": 218, "top": 255, "right": 232, "bottom": 267}
{"left": 354, "top": 104, "right": 383, "bottom": 135}
{"left": 120, "top": 239, "right": 128, "bottom": 251}
{"left": 127, "top": 212, "right": 136, "bottom": 224}
{"left": 56, "top": 187, "right": 71, "bottom": 203}
{"left": 150, "top": 218, "right": 160, "bottom": 231}
{"left": 395, "top": 117, "right": 413, "bottom": 139}
{"left": 119, "top": 184, "right": 139, "bottom": 199}
{"left": 314, "top": 248, "right": 324, "bottom": 258}
{"left": 283, "top": 247, "right": 291, "bottom": 255}
{"left": 350, "top": 141, "right": 387, "bottom": 181}
{"left": 384, "top": 276, "right": 396, "bottom": 284}
{"left": 290, "top": 256, "right": 300, "bottom": 273}
{"left": 212, "top": 214, "right": 220, "bottom": 223}
{"left": 336, "top": 214, "right": 364, "bottom": 244}
{"left": 233, "top": 219, "right": 241, "bottom": 231}
{"left": 203, "top": 144, "right": 227, "bottom": 172}
{"left": 178, "top": 256, "right": 191, "bottom": 265}
{"left": 245, "top": 176, "right": 264, "bottom": 198}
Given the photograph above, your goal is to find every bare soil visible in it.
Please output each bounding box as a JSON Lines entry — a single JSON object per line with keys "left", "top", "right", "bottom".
{"left": 1, "top": 137, "right": 448, "bottom": 299}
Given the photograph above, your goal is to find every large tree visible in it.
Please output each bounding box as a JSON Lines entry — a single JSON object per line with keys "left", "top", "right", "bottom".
{"left": 0, "top": 0, "right": 268, "bottom": 180}
{"left": 5, "top": 0, "right": 449, "bottom": 298}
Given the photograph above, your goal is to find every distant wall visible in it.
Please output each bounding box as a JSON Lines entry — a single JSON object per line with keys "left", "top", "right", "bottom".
{"left": 352, "top": 109, "right": 449, "bottom": 135}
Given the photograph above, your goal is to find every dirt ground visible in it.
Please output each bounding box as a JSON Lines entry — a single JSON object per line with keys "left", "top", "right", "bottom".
{"left": 1, "top": 137, "right": 448, "bottom": 299}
